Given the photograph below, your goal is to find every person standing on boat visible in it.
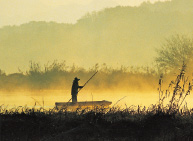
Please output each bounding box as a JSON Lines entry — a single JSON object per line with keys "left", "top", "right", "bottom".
{"left": 71, "top": 77, "right": 83, "bottom": 103}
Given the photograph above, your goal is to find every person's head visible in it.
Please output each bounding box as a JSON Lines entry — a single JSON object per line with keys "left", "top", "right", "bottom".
{"left": 74, "top": 77, "right": 80, "bottom": 81}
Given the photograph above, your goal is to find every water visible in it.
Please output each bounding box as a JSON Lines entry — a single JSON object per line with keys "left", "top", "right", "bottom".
{"left": 0, "top": 90, "right": 192, "bottom": 110}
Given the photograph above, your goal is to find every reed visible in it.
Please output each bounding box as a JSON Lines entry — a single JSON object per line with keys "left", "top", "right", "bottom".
{"left": 0, "top": 61, "right": 158, "bottom": 91}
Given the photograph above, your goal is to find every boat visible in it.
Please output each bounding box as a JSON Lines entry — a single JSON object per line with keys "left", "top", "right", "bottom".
{"left": 55, "top": 100, "right": 112, "bottom": 109}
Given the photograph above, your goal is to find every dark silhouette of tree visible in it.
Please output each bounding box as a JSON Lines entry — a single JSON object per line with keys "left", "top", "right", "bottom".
{"left": 156, "top": 35, "right": 193, "bottom": 71}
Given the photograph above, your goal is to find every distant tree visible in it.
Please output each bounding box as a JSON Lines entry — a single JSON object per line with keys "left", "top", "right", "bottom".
{"left": 155, "top": 35, "right": 193, "bottom": 71}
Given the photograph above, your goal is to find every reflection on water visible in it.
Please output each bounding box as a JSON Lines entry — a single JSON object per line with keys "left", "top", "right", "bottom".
{"left": 0, "top": 90, "right": 192, "bottom": 109}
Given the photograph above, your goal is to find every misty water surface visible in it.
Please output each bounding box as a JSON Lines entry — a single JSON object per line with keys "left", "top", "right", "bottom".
{"left": 1, "top": 90, "right": 192, "bottom": 110}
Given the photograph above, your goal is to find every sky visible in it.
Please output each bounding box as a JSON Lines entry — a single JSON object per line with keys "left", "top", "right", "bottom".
{"left": 0, "top": 0, "right": 169, "bottom": 28}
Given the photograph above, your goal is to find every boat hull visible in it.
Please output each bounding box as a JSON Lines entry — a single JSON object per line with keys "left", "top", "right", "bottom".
{"left": 55, "top": 100, "right": 112, "bottom": 109}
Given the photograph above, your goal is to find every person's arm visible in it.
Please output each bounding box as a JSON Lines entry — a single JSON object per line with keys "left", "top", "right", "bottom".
{"left": 78, "top": 86, "right": 83, "bottom": 89}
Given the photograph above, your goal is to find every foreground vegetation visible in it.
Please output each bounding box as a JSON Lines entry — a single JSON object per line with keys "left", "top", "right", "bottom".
{"left": 1, "top": 105, "right": 193, "bottom": 140}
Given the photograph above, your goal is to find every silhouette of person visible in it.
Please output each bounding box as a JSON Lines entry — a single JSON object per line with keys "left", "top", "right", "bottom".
{"left": 71, "top": 77, "right": 83, "bottom": 103}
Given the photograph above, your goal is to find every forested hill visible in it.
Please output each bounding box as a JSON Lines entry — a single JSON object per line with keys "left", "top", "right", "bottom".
{"left": 0, "top": 0, "right": 192, "bottom": 73}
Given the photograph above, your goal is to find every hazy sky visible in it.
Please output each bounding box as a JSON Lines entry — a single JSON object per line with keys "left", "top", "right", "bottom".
{"left": 0, "top": 0, "right": 169, "bottom": 27}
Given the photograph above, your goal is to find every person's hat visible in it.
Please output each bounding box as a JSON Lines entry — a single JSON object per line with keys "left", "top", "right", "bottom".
{"left": 74, "top": 77, "right": 80, "bottom": 81}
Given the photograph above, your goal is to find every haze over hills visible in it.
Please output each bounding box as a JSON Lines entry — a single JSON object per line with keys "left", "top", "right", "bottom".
{"left": 0, "top": 0, "right": 169, "bottom": 27}
{"left": 0, "top": 0, "right": 192, "bottom": 73}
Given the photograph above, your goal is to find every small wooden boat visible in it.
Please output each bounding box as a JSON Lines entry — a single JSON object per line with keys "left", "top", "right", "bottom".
{"left": 55, "top": 100, "right": 112, "bottom": 109}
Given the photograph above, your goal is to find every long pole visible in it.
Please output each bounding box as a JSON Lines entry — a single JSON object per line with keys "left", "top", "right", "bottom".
{"left": 78, "top": 71, "right": 98, "bottom": 93}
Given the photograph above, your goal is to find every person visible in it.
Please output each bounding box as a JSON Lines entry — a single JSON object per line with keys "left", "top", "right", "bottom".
{"left": 71, "top": 77, "right": 83, "bottom": 103}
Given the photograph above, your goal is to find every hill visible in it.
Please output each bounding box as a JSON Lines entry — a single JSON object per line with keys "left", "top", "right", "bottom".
{"left": 0, "top": 0, "right": 192, "bottom": 73}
